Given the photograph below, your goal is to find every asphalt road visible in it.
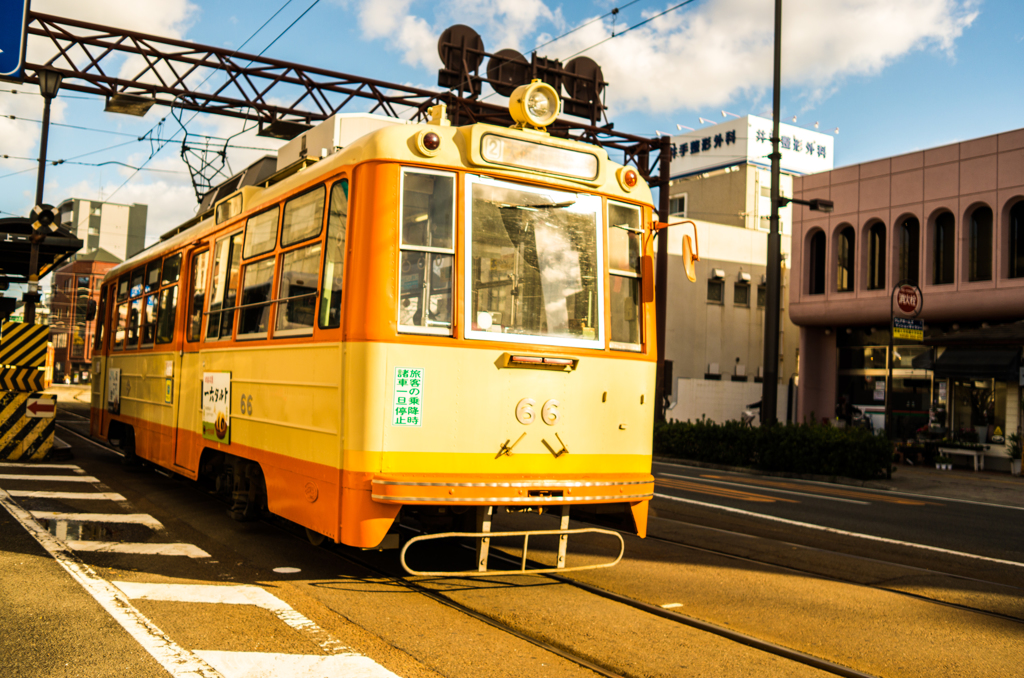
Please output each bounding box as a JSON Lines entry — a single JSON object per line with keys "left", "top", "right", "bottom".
{"left": 1, "top": 398, "right": 1022, "bottom": 678}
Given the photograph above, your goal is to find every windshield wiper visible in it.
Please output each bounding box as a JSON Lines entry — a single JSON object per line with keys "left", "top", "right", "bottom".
{"left": 491, "top": 200, "right": 576, "bottom": 211}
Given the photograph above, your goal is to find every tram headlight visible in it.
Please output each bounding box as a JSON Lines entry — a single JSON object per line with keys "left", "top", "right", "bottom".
{"left": 509, "top": 80, "right": 560, "bottom": 130}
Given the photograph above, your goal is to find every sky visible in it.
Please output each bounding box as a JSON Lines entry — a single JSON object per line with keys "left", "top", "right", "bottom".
{"left": 0, "top": 0, "right": 1020, "bottom": 253}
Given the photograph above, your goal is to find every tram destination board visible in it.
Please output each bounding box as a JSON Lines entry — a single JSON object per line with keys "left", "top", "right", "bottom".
{"left": 893, "top": 317, "right": 923, "bottom": 341}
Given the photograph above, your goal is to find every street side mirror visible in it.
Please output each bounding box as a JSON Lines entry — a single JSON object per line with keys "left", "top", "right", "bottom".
{"left": 682, "top": 235, "right": 697, "bottom": 283}
{"left": 86, "top": 299, "right": 97, "bottom": 322}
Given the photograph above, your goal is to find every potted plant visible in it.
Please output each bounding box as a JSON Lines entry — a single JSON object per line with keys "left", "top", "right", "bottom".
{"left": 1007, "top": 433, "right": 1022, "bottom": 477}
{"left": 935, "top": 453, "right": 952, "bottom": 470}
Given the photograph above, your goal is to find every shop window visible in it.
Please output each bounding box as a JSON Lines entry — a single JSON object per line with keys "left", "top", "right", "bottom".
{"left": 399, "top": 169, "right": 455, "bottom": 334}
{"left": 808, "top": 230, "right": 825, "bottom": 295}
{"left": 319, "top": 180, "right": 348, "bottom": 329}
{"left": 276, "top": 244, "right": 321, "bottom": 336}
{"left": 898, "top": 217, "right": 919, "bottom": 285}
{"left": 207, "top": 232, "right": 243, "bottom": 340}
{"left": 187, "top": 250, "right": 209, "bottom": 342}
{"left": 608, "top": 201, "right": 642, "bottom": 351}
{"left": 1011, "top": 202, "right": 1024, "bottom": 279}
{"left": 969, "top": 205, "right": 993, "bottom": 281}
{"left": 933, "top": 211, "right": 955, "bottom": 284}
{"left": 238, "top": 257, "right": 275, "bottom": 339}
{"left": 867, "top": 222, "right": 886, "bottom": 290}
{"left": 281, "top": 186, "right": 325, "bottom": 248}
{"left": 836, "top": 226, "right": 854, "bottom": 292}
{"left": 243, "top": 207, "right": 280, "bottom": 259}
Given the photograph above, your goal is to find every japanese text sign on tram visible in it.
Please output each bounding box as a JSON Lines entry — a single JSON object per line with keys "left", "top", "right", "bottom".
{"left": 0, "top": 0, "right": 30, "bottom": 82}
{"left": 202, "top": 372, "right": 231, "bottom": 443}
{"left": 392, "top": 367, "right": 424, "bottom": 427}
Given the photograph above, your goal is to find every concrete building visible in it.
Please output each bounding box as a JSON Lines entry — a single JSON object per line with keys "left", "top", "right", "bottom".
{"left": 48, "top": 249, "right": 120, "bottom": 383}
{"left": 790, "top": 127, "right": 1024, "bottom": 468}
{"left": 661, "top": 116, "right": 836, "bottom": 423}
{"left": 57, "top": 197, "right": 147, "bottom": 262}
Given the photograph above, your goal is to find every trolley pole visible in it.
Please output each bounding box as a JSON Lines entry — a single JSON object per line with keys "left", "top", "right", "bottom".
{"left": 761, "top": 0, "right": 784, "bottom": 425}
{"left": 654, "top": 135, "right": 672, "bottom": 422}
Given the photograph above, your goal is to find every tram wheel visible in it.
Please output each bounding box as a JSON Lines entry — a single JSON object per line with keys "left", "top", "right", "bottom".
{"left": 305, "top": 528, "right": 327, "bottom": 547}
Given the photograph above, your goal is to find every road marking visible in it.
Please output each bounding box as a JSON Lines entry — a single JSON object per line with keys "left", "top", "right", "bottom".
{"left": 655, "top": 477, "right": 798, "bottom": 504}
{"left": 0, "top": 487, "right": 225, "bottom": 678}
{"left": 68, "top": 542, "right": 210, "bottom": 558}
{"left": 0, "top": 461, "right": 83, "bottom": 471}
{"left": 31, "top": 511, "right": 164, "bottom": 529}
{"left": 701, "top": 474, "right": 937, "bottom": 506}
{"left": 9, "top": 490, "right": 126, "bottom": 501}
{"left": 0, "top": 473, "right": 99, "bottom": 482}
{"left": 115, "top": 582, "right": 355, "bottom": 656}
{"left": 654, "top": 493, "right": 1024, "bottom": 569}
{"left": 659, "top": 473, "right": 869, "bottom": 505}
{"left": 661, "top": 603, "right": 684, "bottom": 609}
{"left": 194, "top": 651, "right": 400, "bottom": 678}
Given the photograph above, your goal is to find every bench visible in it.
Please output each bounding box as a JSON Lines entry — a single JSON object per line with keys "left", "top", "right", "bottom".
{"left": 938, "top": 446, "right": 988, "bottom": 471}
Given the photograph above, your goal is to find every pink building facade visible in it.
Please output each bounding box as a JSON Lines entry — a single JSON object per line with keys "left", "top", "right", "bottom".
{"left": 790, "top": 128, "right": 1024, "bottom": 446}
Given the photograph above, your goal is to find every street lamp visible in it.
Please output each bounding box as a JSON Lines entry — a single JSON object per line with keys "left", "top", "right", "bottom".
{"left": 25, "top": 69, "right": 63, "bottom": 325}
{"left": 760, "top": 0, "right": 834, "bottom": 425}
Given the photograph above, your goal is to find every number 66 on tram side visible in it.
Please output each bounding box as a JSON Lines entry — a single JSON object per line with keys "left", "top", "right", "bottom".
{"left": 90, "top": 82, "right": 696, "bottom": 574}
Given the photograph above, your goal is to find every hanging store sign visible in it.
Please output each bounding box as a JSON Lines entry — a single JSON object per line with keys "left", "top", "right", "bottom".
{"left": 895, "top": 284, "right": 923, "bottom": 317}
{"left": 892, "top": 317, "right": 923, "bottom": 342}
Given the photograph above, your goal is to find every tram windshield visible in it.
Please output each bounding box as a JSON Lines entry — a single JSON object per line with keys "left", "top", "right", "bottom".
{"left": 466, "top": 176, "right": 603, "bottom": 349}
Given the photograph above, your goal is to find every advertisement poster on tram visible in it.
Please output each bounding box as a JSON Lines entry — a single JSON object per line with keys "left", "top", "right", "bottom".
{"left": 202, "top": 371, "right": 231, "bottom": 443}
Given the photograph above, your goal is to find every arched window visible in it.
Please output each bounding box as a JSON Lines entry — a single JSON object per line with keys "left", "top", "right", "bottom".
{"left": 969, "top": 206, "right": 993, "bottom": 281}
{"left": 808, "top": 230, "right": 825, "bottom": 295}
{"left": 898, "top": 217, "right": 919, "bottom": 285}
{"left": 934, "top": 211, "right": 955, "bottom": 284}
{"left": 836, "top": 226, "right": 854, "bottom": 292}
{"left": 867, "top": 222, "right": 885, "bottom": 290}
{"left": 1010, "top": 202, "right": 1024, "bottom": 279}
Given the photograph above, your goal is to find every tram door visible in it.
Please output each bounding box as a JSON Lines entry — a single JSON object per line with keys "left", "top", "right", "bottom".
{"left": 174, "top": 247, "right": 209, "bottom": 471}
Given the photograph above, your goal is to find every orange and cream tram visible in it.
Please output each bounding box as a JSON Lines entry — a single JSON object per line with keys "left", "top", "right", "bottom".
{"left": 90, "top": 82, "right": 687, "bottom": 572}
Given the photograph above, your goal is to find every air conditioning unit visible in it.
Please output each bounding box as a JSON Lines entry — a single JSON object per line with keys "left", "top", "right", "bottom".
{"left": 707, "top": 363, "right": 720, "bottom": 375}
{"left": 710, "top": 269, "right": 726, "bottom": 280}
{"left": 738, "top": 272, "right": 751, "bottom": 282}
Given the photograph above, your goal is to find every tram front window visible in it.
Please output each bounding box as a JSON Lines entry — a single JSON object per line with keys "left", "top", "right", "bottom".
{"left": 467, "top": 177, "right": 602, "bottom": 348}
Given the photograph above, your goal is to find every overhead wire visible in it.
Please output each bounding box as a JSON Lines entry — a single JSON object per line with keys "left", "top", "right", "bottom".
{"left": 531, "top": 0, "right": 644, "bottom": 53}
{"left": 563, "top": 0, "right": 699, "bottom": 60}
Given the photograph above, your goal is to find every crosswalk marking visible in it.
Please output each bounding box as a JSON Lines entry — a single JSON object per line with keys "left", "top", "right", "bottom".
{"left": 194, "top": 651, "right": 400, "bottom": 678}
{"left": 31, "top": 511, "right": 164, "bottom": 529}
{"left": 67, "top": 542, "right": 210, "bottom": 558}
{"left": 0, "top": 461, "right": 84, "bottom": 470}
{"left": 9, "top": 490, "right": 126, "bottom": 501}
{"left": 0, "top": 473, "right": 99, "bottom": 482}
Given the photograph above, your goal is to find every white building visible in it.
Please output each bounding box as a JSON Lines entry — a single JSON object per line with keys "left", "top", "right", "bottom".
{"left": 57, "top": 198, "right": 147, "bottom": 262}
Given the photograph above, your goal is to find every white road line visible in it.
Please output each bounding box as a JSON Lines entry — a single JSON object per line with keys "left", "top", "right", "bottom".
{"left": 0, "top": 487, "right": 224, "bottom": 678}
{"left": 0, "top": 474, "right": 99, "bottom": 483}
{"left": 658, "top": 473, "right": 871, "bottom": 505}
{"left": 115, "top": 582, "right": 353, "bottom": 656}
{"left": 31, "top": 511, "right": 164, "bottom": 529}
{"left": 0, "top": 461, "right": 83, "bottom": 471}
{"left": 661, "top": 603, "right": 684, "bottom": 609}
{"left": 68, "top": 542, "right": 211, "bottom": 558}
{"left": 654, "top": 493, "right": 1024, "bottom": 569}
{"left": 9, "top": 490, "right": 126, "bottom": 501}
{"left": 194, "top": 651, "right": 400, "bottom": 678}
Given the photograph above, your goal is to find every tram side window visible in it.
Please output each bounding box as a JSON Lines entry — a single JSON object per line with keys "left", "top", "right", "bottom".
{"left": 206, "top": 233, "right": 243, "bottom": 341}
{"left": 145, "top": 260, "right": 161, "bottom": 293}
{"left": 243, "top": 207, "right": 279, "bottom": 259}
{"left": 114, "top": 302, "right": 128, "bottom": 350}
{"left": 238, "top": 257, "right": 275, "bottom": 338}
{"left": 188, "top": 250, "right": 209, "bottom": 342}
{"left": 141, "top": 293, "right": 157, "bottom": 346}
{"left": 282, "top": 186, "right": 325, "bottom": 247}
{"left": 124, "top": 268, "right": 144, "bottom": 348}
{"left": 276, "top": 244, "right": 321, "bottom": 335}
{"left": 398, "top": 169, "right": 455, "bottom": 334}
{"left": 608, "top": 202, "right": 642, "bottom": 351}
{"left": 117, "top": 276, "right": 129, "bottom": 303}
{"left": 155, "top": 252, "right": 182, "bottom": 345}
{"left": 94, "top": 286, "right": 107, "bottom": 351}
{"left": 320, "top": 180, "right": 348, "bottom": 329}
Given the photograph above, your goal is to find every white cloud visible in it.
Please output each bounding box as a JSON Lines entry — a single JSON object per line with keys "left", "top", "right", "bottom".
{"left": 348, "top": 0, "right": 978, "bottom": 115}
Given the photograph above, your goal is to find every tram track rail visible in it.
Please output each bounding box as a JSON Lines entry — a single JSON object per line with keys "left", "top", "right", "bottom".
{"left": 51, "top": 411, "right": 1021, "bottom": 678}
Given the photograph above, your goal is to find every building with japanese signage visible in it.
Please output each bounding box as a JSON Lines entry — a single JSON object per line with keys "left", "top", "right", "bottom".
{"left": 790, "top": 127, "right": 1024, "bottom": 470}
{"left": 661, "top": 116, "right": 834, "bottom": 424}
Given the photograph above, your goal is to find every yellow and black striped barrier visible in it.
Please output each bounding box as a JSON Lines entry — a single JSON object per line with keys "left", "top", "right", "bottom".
{"left": 0, "top": 392, "right": 56, "bottom": 460}
{"left": 1, "top": 322, "right": 56, "bottom": 460}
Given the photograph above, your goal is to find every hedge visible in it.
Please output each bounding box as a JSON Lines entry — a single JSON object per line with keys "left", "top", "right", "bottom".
{"left": 653, "top": 419, "right": 892, "bottom": 480}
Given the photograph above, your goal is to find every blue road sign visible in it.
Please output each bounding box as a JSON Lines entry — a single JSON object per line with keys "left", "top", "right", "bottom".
{"left": 0, "top": 0, "right": 30, "bottom": 81}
